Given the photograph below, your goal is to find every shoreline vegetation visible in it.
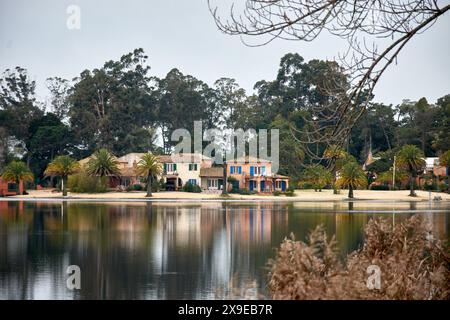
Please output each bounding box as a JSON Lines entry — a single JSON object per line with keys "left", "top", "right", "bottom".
{"left": 5, "top": 189, "right": 450, "bottom": 202}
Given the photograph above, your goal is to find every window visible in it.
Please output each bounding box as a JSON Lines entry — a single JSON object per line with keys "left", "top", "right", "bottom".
{"left": 207, "top": 179, "right": 218, "bottom": 189}
{"left": 250, "top": 166, "right": 266, "bottom": 176}
{"left": 164, "top": 163, "right": 177, "bottom": 172}
{"left": 189, "top": 163, "right": 198, "bottom": 171}
{"left": 188, "top": 179, "right": 197, "bottom": 185}
{"left": 230, "top": 166, "right": 242, "bottom": 174}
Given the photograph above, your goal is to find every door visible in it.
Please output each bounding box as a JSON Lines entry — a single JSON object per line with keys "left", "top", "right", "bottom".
{"left": 249, "top": 180, "right": 254, "bottom": 191}
{"left": 260, "top": 181, "right": 265, "bottom": 192}
{"left": 281, "top": 181, "right": 286, "bottom": 192}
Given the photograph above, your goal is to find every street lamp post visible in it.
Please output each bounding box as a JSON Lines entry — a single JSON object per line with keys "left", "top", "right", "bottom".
{"left": 392, "top": 155, "right": 396, "bottom": 191}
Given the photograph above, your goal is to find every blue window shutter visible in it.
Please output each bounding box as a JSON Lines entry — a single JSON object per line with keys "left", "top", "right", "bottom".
{"left": 250, "top": 166, "right": 254, "bottom": 176}
{"left": 173, "top": 163, "right": 177, "bottom": 171}
{"left": 230, "top": 166, "right": 235, "bottom": 174}
{"left": 238, "top": 166, "right": 242, "bottom": 174}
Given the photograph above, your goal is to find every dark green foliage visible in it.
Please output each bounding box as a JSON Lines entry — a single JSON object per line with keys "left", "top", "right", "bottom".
{"left": 0, "top": 50, "right": 448, "bottom": 185}
{"left": 182, "top": 182, "right": 202, "bottom": 193}
{"left": 68, "top": 172, "right": 108, "bottom": 193}
{"left": 370, "top": 185, "right": 390, "bottom": 190}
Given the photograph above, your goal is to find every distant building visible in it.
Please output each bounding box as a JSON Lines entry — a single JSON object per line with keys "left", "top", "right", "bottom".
{"left": 199, "top": 167, "right": 224, "bottom": 191}
{"left": 424, "top": 157, "right": 447, "bottom": 177}
{"left": 225, "top": 156, "right": 289, "bottom": 192}
{"left": 0, "top": 178, "right": 22, "bottom": 196}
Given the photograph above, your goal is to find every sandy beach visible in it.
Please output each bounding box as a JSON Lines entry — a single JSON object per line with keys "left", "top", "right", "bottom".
{"left": 4, "top": 189, "right": 450, "bottom": 202}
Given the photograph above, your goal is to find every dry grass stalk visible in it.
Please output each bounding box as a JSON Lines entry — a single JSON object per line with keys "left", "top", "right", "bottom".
{"left": 268, "top": 215, "right": 449, "bottom": 300}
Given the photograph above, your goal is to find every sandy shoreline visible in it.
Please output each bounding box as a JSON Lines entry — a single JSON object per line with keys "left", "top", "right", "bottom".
{"left": 2, "top": 189, "right": 450, "bottom": 202}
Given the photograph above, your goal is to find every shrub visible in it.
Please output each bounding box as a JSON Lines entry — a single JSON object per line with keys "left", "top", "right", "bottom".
{"left": 126, "top": 184, "right": 143, "bottom": 191}
{"left": 284, "top": 190, "right": 295, "bottom": 197}
{"left": 423, "top": 182, "right": 438, "bottom": 191}
{"left": 182, "top": 182, "right": 202, "bottom": 193}
{"left": 438, "top": 182, "right": 447, "bottom": 192}
{"left": 284, "top": 186, "right": 295, "bottom": 197}
{"left": 268, "top": 215, "right": 449, "bottom": 300}
{"left": 370, "top": 184, "right": 390, "bottom": 190}
{"left": 297, "top": 182, "right": 313, "bottom": 190}
{"left": 273, "top": 190, "right": 281, "bottom": 196}
{"left": 237, "top": 188, "right": 251, "bottom": 195}
{"left": 68, "top": 171, "right": 108, "bottom": 193}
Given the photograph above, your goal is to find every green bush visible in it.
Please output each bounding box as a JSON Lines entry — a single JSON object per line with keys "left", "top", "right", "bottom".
{"left": 182, "top": 182, "right": 202, "bottom": 193}
{"left": 423, "top": 182, "right": 438, "bottom": 191}
{"left": 273, "top": 190, "right": 282, "bottom": 196}
{"left": 438, "top": 182, "right": 448, "bottom": 192}
{"left": 68, "top": 171, "right": 108, "bottom": 193}
{"left": 237, "top": 188, "right": 252, "bottom": 195}
{"left": 297, "top": 182, "right": 313, "bottom": 189}
{"left": 125, "top": 184, "right": 144, "bottom": 192}
{"left": 285, "top": 186, "right": 295, "bottom": 197}
{"left": 370, "top": 184, "right": 390, "bottom": 190}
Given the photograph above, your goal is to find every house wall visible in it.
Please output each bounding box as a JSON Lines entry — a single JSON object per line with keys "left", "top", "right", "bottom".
{"left": 227, "top": 162, "right": 272, "bottom": 188}
{"left": 161, "top": 160, "right": 212, "bottom": 187}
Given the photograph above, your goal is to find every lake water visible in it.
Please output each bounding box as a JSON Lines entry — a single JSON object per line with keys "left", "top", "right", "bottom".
{"left": 0, "top": 200, "right": 449, "bottom": 299}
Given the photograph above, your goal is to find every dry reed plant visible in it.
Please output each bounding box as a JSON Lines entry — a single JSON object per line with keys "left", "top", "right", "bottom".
{"left": 268, "top": 215, "right": 449, "bottom": 300}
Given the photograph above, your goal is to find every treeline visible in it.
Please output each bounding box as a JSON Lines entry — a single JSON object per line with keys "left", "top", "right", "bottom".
{"left": 0, "top": 48, "right": 448, "bottom": 184}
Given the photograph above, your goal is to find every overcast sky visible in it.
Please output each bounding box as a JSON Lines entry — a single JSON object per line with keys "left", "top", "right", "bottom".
{"left": 1, "top": 0, "right": 449, "bottom": 106}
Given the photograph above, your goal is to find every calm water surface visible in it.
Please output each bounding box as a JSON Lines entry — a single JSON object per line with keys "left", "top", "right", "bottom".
{"left": 0, "top": 200, "right": 449, "bottom": 299}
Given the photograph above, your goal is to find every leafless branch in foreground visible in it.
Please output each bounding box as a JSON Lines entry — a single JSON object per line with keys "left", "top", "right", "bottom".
{"left": 208, "top": 0, "right": 450, "bottom": 162}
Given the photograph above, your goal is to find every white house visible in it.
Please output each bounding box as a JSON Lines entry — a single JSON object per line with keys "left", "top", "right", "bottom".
{"left": 157, "top": 153, "right": 213, "bottom": 190}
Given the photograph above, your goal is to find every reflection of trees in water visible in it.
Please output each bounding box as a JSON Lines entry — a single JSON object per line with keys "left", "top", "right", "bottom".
{"left": 0, "top": 201, "right": 448, "bottom": 299}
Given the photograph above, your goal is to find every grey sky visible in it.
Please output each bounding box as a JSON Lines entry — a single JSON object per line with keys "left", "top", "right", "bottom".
{"left": 1, "top": 0, "right": 449, "bottom": 106}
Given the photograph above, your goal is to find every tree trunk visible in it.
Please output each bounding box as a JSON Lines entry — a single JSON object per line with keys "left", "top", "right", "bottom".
{"left": 409, "top": 175, "right": 416, "bottom": 197}
{"left": 447, "top": 166, "right": 450, "bottom": 193}
{"left": 332, "top": 167, "right": 338, "bottom": 194}
{"left": 222, "top": 162, "right": 228, "bottom": 195}
{"left": 348, "top": 184, "right": 354, "bottom": 198}
{"left": 62, "top": 176, "right": 68, "bottom": 197}
{"left": 146, "top": 174, "right": 152, "bottom": 197}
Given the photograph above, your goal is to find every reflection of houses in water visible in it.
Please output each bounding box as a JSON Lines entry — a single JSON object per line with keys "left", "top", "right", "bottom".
{"left": 225, "top": 204, "right": 278, "bottom": 244}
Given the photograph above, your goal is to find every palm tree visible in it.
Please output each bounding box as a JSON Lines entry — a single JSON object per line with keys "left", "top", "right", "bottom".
{"left": 44, "top": 155, "right": 80, "bottom": 196}
{"left": 324, "top": 144, "right": 348, "bottom": 194}
{"left": 337, "top": 161, "right": 367, "bottom": 198}
{"left": 396, "top": 145, "right": 425, "bottom": 197}
{"left": 86, "top": 149, "right": 120, "bottom": 177}
{"left": 1, "top": 161, "right": 34, "bottom": 195}
{"left": 439, "top": 150, "right": 450, "bottom": 193}
{"left": 136, "top": 152, "right": 162, "bottom": 197}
